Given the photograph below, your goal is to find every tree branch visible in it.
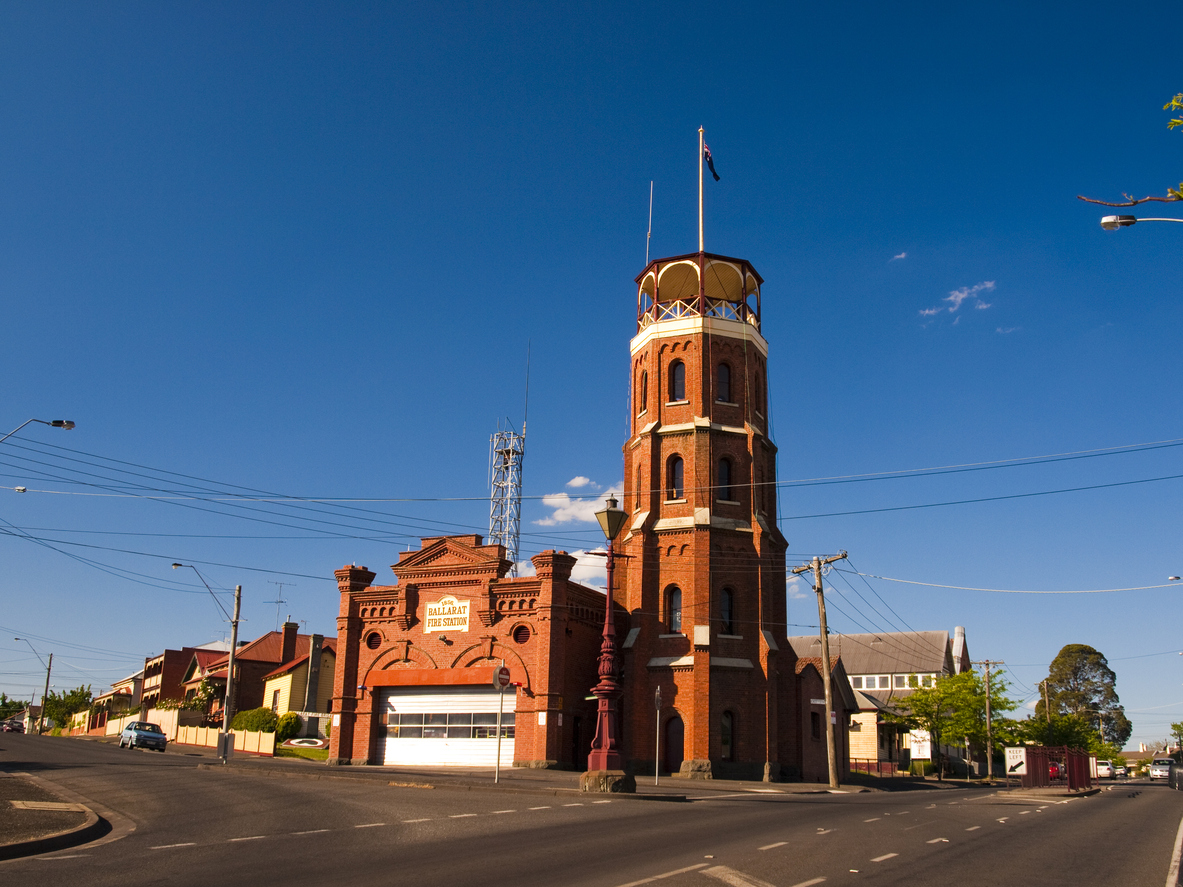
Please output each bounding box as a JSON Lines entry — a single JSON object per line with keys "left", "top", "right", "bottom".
{"left": 1077, "top": 193, "right": 1183, "bottom": 207}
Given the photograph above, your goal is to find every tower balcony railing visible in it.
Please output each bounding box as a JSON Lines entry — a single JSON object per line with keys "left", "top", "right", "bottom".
{"left": 638, "top": 298, "right": 760, "bottom": 333}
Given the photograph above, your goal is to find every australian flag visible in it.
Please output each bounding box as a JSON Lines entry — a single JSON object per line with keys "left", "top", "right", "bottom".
{"left": 704, "top": 144, "right": 720, "bottom": 181}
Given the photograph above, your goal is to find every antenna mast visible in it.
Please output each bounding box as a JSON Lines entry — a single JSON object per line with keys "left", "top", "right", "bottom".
{"left": 488, "top": 345, "right": 529, "bottom": 576}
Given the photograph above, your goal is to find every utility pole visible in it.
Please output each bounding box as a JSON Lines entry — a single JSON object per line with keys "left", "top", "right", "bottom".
{"left": 221, "top": 585, "right": 242, "bottom": 763}
{"left": 792, "top": 550, "right": 848, "bottom": 789}
{"left": 1042, "top": 679, "right": 1053, "bottom": 745}
{"left": 38, "top": 653, "right": 53, "bottom": 735}
{"left": 973, "top": 659, "right": 1004, "bottom": 780}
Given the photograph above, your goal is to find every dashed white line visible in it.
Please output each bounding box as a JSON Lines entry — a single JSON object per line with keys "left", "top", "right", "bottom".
{"left": 966, "top": 826, "right": 981, "bottom": 831}
{"left": 1019, "top": 810, "right": 1030, "bottom": 815}
{"left": 871, "top": 853, "right": 898, "bottom": 862}
{"left": 759, "top": 841, "right": 788, "bottom": 850}
{"left": 355, "top": 822, "right": 386, "bottom": 828}
{"left": 229, "top": 835, "right": 266, "bottom": 842}
{"left": 593, "top": 800, "right": 613, "bottom": 804}
{"left": 788, "top": 879, "right": 826, "bottom": 887}
{"left": 402, "top": 818, "right": 431, "bottom": 823}
{"left": 997, "top": 817, "right": 1009, "bottom": 823}
{"left": 613, "top": 862, "right": 710, "bottom": 886}
{"left": 151, "top": 843, "right": 196, "bottom": 850}
{"left": 293, "top": 829, "right": 330, "bottom": 835}
{"left": 492, "top": 809, "right": 515, "bottom": 814}
{"left": 449, "top": 814, "right": 478, "bottom": 819}
{"left": 816, "top": 828, "right": 833, "bottom": 835}
{"left": 926, "top": 838, "right": 949, "bottom": 844}
{"left": 529, "top": 806, "right": 551, "bottom": 810}
{"left": 702, "top": 865, "right": 777, "bottom": 887}
{"left": 563, "top": 803, "right": 584, "bottom": 807}
{"left": 864, "top": 817, "right": 881, "bottom": 822}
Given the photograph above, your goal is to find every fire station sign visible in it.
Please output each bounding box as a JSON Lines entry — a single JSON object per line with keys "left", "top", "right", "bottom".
{"left": 425, "top": 595, "right": 470, "bottom": 633}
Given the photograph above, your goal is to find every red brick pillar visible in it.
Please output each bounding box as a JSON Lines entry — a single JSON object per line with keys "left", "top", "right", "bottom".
{"left": 330, "top": 565, "right": 374, "bottom": 765}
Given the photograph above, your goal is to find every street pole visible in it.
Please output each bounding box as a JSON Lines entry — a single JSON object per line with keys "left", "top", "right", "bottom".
{"left": 973, "top": 659, "right": 1004, "bottom": 780}
{"left": 792, "top": 551, "right": 847, "bottom": 789}
{"left": 221, "top": 584, "right": 242, "bottom": 762}
{"left": 654, "top": 686, "right": 662, "bottom": 786}
{"left": 1043, "top": 679, "right": 1052, "bottom": 744}
{"left": 38, "top": 653, "right": 52, "bottom": 735}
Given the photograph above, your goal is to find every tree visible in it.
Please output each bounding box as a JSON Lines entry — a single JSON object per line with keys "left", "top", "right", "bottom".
{"left": 1036, "top": 644, "right": 1132, "bottom": 747}
{"left": 0, "top": 693, "right": 29, "bottom": 720}
{"left": 1078, "top": 93, "right": 1183, "bottom": 206}
{"left": 41, "top": 685, "right": 92, "bottom": 729}
{"left": 893, "top": 672, "right": 979, "bottom": 779}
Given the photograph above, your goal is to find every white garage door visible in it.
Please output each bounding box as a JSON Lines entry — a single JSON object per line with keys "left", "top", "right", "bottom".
{"left": 379, "top": 686, "right": 515, "bottom": 767}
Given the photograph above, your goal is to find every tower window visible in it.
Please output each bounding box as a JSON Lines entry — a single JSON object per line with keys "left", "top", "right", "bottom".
{"left": 635, "top": 464, "right": 643, "bottom": 511}
{"left": 721, "top": 711, "right": 734, "bottom": 761}
{"left": 639, "top": 370, "right": 648, "bottom": 414}
{"left": 717, "top": 458, "right": 733, "bottom": 501}
{"left": 720, "top": 587, "right": 734, "bottom": 634}
{"left": 665, "top": 586, "right": 683, "bottom": 633}
{"left": 666, "top": 456, "right": 684, "bottom": 500}
{"left": 669, "top": 360, "right": 686, "bottom": 402}
{"left": 717, "top": 363, "right": 731, "bottom": 403}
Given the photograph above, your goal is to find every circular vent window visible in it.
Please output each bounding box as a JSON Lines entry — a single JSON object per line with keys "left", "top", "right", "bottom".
{"left": 512, "top": 624, "right": 531, "bottom": 644}
{"left": 365, "top": 631, "right": 382, "bottom": 650}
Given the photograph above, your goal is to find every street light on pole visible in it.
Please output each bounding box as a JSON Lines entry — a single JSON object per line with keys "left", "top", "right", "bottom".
{"left": 0, "top": 419, "right": 76, "bottom": 447}
{"left": 582, "top": 496, "right": 632, "bottom": 791}
{"left": 173, "top": 563, "right": 241, "bottom": 762}
{"left": 1100, "top": 215, "right": 1183, "bottom": 229}
{"left": 14, "top": 638, "right": 52, "bottom": 735}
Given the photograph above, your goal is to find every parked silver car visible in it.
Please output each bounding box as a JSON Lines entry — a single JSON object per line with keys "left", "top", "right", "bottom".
{"left": 118, "top": 721, "right": 167, "bottom": 751}
{"left": 1149, "top": 757, "right": 1173, "bottom": 781}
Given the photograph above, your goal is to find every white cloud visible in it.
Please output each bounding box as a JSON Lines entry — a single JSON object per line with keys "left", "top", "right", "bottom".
{"left": 567, "top": 476, "right": 593, "bottom": 488}
{"left": 570, "top": 548, "right": 608, "bottom": 587}
{"left": 534, "top": 481, "right": 623, "bottom": 526}
{"left": 890, "top": 252, "right": 907, "bottom": 262}
{"left": 786, "top": 575, "right": 810, "bottom": 600}
{"left": 975, "top": 301, "right": 992, "bottom": 310}
{"left": 943, "top": 280, "right": 995, "bottom": 312}
{"left": 996, "top": 326, "right": 1018, "bottom": 334}
{"left": 918, "top": 306, "right": 941, "bottom": 317}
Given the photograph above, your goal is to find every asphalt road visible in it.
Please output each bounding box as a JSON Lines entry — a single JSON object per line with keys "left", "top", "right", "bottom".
{"left": 3, "top": 735, "right": 1181, "bottom": 887}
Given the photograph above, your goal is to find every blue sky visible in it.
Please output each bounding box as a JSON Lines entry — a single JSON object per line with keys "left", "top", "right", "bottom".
{"left": 1, "top": 2, "right": 1180, "bottom": 748}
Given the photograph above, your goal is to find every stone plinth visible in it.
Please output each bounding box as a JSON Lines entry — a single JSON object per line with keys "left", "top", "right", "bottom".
{"left": 580, "top": 770, "right": 637, "bottom": 793}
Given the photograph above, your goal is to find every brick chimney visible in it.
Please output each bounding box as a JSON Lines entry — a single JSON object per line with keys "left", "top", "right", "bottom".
{"left": 281, "top": 620, "right": 299, "bottom": 664}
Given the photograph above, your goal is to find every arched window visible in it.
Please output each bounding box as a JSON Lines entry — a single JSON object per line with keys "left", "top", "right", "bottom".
{"left": 667, "top": 456, "right": 684, "bottom": 500}
{"left": 720, "top": 587, "right": 734, "bottom": 635}
{"left": 639, "top": 370, "right": 648, "bottom": 414}
{"left": 669, "top": 360, "right": 686, "bottom": 402}
{"left": 717, "top": 363, "right": 731, "bottom": 403}
{"left": 717, "top": 457, "right": 733, "bottom": 501}
{"left": 721, "top": 711, "right": 735, "bottom": 761}
{"left": 665, "top": 586, "right": 683, "bottom": 633}
{"left": 635, "top": 464, "right": 643, "bottom": 510}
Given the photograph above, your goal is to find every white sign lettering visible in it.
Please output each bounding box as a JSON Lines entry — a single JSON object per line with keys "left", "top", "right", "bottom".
{"left": 425, "top": 595, "right": 470, "bottom": 633}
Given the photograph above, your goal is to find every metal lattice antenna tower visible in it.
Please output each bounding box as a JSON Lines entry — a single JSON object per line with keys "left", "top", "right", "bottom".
{"left": 488, "top": 346, "right": 530, "bottom": 576}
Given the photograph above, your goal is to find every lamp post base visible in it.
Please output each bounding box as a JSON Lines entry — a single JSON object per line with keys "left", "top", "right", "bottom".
{"left": 580, "top": 770, "right": 637, "bottom": 793}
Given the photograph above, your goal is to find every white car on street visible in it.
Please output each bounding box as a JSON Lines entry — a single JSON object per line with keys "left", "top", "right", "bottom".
{"left": 1096, "top": 760, "right": 1113, "bottom": 779}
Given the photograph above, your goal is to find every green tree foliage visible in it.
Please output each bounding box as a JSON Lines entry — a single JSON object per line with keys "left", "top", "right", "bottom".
{"left": 276, "top": 712, "right": 302, "bottom": 743}
{"left": 41, "top": 685, "right": 92, "bottom": 729}
{"left": 892, "top": 670, "right": 1015, "bottom": 779}
{"left": 1037, "top": 644, "right": 1131, "bottom": 747}
{"left": 1078, "top": 93, "right": 1183, "bottom": 206}
{"left": 232, "top": 707, "right": 278, "bottom": 733}
{"left": 0, "top": 693, "right": 29, "bottom": 720}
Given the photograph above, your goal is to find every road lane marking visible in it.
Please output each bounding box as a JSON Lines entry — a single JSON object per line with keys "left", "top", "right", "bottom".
{"left": 788, "top": 880, "right": 826, "bottom": 887}
{"left": 293, "top": 829, "right": 330, "bottom": 835}
{"left": 355, "top": 822, "right": 386, "bottom": 827}
{"left": 759, "top": 841, "right": 788, "bottom": 850}
{"left": 997, "top": 817, "right": 1008, "bottom": 822}
{"left": 926, "top": 838, "right": 949, "bottom": 844}
{"left": 492, "top": 809, "right": 515, "bottom": 814}
{"left": 1165, "top": 809, "right": 1183, "bottom": 887}
{"left": 230, "top": 836, "right": 266, "bottom": 842}
{"left": 871, "top": 853, "right": 898, "bottom": 862}
{"left": 593, "top": 800, "right": 613, "bottom": 804}
{"left": 402, "top": 818, "right": 431, "bottom": 823}
{"left": 863, "top": 818, "right": 880, "bottom": 822}
{"left": 748, "top": 789, "right": 783, "bottom": 793}
{"left": 1020, "top": 811, "right": 1030, "bottom": 814}
{"left": 613, "top": 862, "right": 710, "bottom": 886}
{"left": 449, "top": 814, "right": 478, "bottom": 818}
{"left": 816, "top": 829, "right": 833, "bottom": 835}
{"left": 564, "top": 803, "right": 584, "bottom": 807}
{"left": 151, "top": 843, "right": 196, "bottom": 850}
{"left": 702, "top": 865, "right": 777, "bottom": 887}
{"left": 966, "top": 826, "right": 981, "bottom": 831}
{"left": 529, "top": 806, "right": 551, "bottom": 810}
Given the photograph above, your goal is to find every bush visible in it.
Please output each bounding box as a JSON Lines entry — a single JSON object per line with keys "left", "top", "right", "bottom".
{"left": 325, "top": 722, "right": 331, "bottom": 739}
{"left": 231, "top": 707, "right": 278, "bottom": 733}
{"left": 276, "top": 712, "right": 302, "bottom": 742}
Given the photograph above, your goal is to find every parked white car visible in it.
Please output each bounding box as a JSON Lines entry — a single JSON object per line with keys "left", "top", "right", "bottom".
{"left": 1149, "top": 758, "right": 1173, "bottom": 781}
{"left": 1096, "top": 760, "right": 1113, "bottom": 779}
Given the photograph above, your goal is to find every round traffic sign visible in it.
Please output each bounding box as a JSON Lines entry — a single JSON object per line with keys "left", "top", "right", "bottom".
{"left": 493, "top": 665, "right": 511, "bottom": 690}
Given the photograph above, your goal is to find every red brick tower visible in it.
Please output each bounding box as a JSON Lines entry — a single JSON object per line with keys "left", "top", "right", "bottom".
{"left": 617, "top": 251, "right": 790, "bottom": 780}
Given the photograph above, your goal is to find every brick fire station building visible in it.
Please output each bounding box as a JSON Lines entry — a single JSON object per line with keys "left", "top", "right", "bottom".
{"left": 328, "top": 251, "right": 853, "bottom": 781}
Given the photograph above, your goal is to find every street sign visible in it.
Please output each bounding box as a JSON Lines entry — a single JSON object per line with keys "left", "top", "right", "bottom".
{"left": 1005, "top": 747, "right": 1027, "bottom": 775}
{"left": 493, "top": 665, "right": 511, "bottom": 691}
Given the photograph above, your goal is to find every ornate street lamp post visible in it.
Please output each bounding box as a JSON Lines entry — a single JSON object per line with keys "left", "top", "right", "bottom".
{"left": 581, "top": 496, "right": 635, "bottom": 792}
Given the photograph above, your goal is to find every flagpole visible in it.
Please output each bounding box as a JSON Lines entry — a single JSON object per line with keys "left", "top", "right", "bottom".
{"left": 698, "top": 127, "right": 704, "bottom": 252}
{"left": 646, "top": 180, "right": 653, "bottom": 266}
